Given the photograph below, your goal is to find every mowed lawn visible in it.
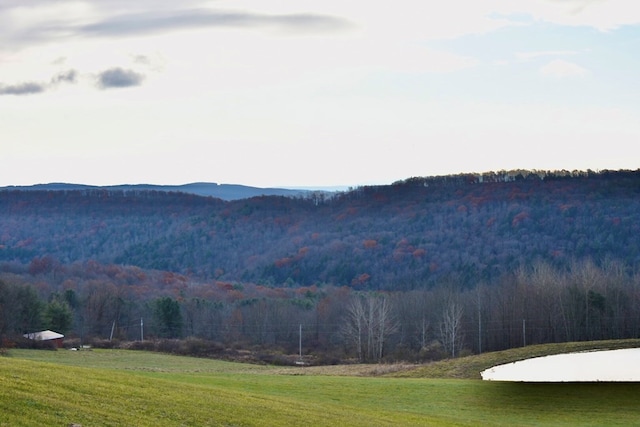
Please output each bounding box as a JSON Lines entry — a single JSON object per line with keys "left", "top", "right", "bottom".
{"left": 2, "top": 349, "right": 640, "bottom": 426}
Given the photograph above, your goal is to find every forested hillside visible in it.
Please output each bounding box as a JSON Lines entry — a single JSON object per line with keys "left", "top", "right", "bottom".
{"left": 1, "top": 169, "right": 639, "bottom": 289}
{"left": 1, "top": 169, "right": 640, "bottom": 361}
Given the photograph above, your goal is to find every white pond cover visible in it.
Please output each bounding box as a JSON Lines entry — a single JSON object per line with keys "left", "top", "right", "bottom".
{"left": 481, "top": 348, "right": 640, "bottom": 382}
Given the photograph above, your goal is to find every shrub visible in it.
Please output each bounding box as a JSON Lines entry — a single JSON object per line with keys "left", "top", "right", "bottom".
{"left": 180, "top": 337, "right": 224, "bottom": 358}
{"left": 124, "top": 340, "right": 157, "bottom": 351}
{"left": 157, "top": 339, "right": 182, "bottom": 354}
{"left": 387, "top": 343, "right": 418, "bottom": 363}
{"left": 89, "top": 338, "right": 119, "bottom": 349}
{"left": 13, "top": 337, "right": 57, "bottom": 350}
{"left": 256, "top": 352, "right": 294, "bottom": 366}
{"left": 419, "top": 341, "right": 446, "bottom": 362}
{"left": 313, "top": 351, "right": 343, "bottom": 366}
{"left": 0, "top": 337, "right": 16, "bottom": 350}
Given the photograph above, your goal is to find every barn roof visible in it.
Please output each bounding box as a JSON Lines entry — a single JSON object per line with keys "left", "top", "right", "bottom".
{"left": 23, "top": 330, "right": 64, "bottom": 341}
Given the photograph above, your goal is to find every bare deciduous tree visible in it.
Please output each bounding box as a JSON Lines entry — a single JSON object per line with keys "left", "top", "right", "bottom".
{"left": 341, "top": 294, "right": 398, "bottom": 362}
{"left": 341, "top": 295, "right": 366, "bottom": 361}
{"left": 439, "top": 300, "right": 464, "bottom": 358}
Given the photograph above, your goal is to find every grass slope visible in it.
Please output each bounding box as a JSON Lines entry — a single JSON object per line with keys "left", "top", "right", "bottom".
{"left": 3, "top": 343, "right": 640, "bottom": 426}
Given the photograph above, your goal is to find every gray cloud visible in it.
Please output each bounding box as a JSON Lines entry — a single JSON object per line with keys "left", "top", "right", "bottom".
{"left": 1, "top": 5, "right": 353, "bottom": 54}
{"left": 0, "top": 82, "right": 46, "bottom": 96}
{"left": 77, "top": 9, "right": 353, "bottom": 38}
{"left": 51, "top": 69, "right": 78, "bottom": 84}
{"left": 0, "top": 67, "right": 146, "bottom": 95}
{"left": 0, "top": 69, "right": 77, "bottom": 96}
{"left": 96, "top": 67, "right": 145, "bottom": 89}
{"left": 272, "top": 13, "right": 354, "bottom": 33}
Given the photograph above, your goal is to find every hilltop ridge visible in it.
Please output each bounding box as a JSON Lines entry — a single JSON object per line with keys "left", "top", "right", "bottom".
{"left": 1, "top": 169, "right": 638, "bottom": 288}
{"left": 0, "top": 182, "right": 326, "bottom": 201}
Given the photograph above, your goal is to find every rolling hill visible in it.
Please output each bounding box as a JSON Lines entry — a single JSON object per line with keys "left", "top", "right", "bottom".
{"left": 1, "top": 169, "right": 638, "bottom": 289}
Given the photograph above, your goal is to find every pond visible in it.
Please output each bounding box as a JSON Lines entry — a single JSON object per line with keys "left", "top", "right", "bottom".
{"left": 481, "top": 348, "right": 640, "bottom": 382}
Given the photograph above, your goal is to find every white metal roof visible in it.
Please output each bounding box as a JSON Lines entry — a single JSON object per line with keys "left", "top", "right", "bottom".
{"left": 23, "top": 330, "right": 64, "bottom": 341}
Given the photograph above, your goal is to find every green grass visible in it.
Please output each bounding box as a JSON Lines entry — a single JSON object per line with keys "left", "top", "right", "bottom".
{"left": 3, "top": 343, "right": 640, "bottom": 426}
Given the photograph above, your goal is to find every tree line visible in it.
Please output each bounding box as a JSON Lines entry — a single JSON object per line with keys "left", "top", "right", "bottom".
{"left": 2, "top": 257, "right": 639, "bottom": 362}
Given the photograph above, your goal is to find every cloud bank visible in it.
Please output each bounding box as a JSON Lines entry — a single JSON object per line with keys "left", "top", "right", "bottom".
{"left": 78, "top": 9, "right": 353, "bottom": 38}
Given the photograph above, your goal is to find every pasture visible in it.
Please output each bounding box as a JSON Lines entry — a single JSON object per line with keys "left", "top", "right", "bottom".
{"left": 2, "top": 345, "right": 640, "bottom": 426}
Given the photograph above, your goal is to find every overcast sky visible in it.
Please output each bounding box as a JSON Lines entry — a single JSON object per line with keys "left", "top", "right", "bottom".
{"left": 2, "top": 1, "right": 639, "bottom": 188}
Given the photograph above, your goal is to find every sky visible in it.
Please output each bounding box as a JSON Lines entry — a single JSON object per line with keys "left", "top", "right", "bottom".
{"left": 1, "top": 0, "right": 639, "bottom": 188}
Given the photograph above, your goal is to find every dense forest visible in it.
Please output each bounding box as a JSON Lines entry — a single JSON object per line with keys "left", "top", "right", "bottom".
{"left": 1, "top": 169, "right": 640, "bottom": 362}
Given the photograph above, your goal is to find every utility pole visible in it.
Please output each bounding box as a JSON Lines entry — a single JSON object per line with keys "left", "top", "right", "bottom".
{"left": 299, "top": 324, "right": 302, "bottom": 360}
{"left": 522, "top": 319, "right": 526, "bottom": 347}
{"left": 478, "top": 307, "right": 482, "bottom": 354}
{"left": 295, "top": 324, "right": 304, "bottom": 366}
{"left": 477, "top": 288, "right": 482, "bottom": 354}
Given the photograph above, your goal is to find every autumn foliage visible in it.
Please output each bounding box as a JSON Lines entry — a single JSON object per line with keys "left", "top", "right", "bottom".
{"left": 1, "top": 170, "right": 640, "bottom": 361}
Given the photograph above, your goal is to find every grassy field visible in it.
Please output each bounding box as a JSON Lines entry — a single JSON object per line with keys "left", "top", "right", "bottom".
{"left": 2, "top": 342, "right": 640, "bottom": 426}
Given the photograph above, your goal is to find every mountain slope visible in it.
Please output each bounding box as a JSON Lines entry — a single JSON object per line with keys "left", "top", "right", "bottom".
{"left": 1, "top": 170, "right": 639, "bottom": 289}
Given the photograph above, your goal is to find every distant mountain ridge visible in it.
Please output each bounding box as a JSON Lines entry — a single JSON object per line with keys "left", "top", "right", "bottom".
{"left": 0, "top": 182, "right": 332, "bottom": 201}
